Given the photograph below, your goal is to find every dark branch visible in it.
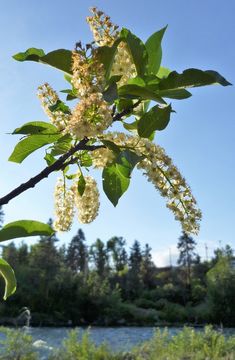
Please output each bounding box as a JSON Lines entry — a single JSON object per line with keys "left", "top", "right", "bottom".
{"left": 0, "top": 139, "right": 103, "bottom": 206}
{"left": 0, "top": 102, "right": 141, "bottom": 206}
{"left": 112, "top": 100, "right": 141, "bottom": 122}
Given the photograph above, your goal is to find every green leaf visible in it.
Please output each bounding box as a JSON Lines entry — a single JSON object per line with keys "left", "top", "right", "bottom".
{"left": 9, "top": 134, "right": 61, "bottom": 163}
{"left": 158, "top": 89, "right": 192, "bottom": 100}
{"left": 13, "top": 48, "right": 72, "bottom": 74}
{"left": 138, "top": 104, "right": 172, "bottom": 138}
{"left": 102, "top": 149, "right": 142, "bottom": 206}
{"left": 96, "top": 43, "right": 120, "bottom": 79}
{"left": 12, "top": 121, "right": 58, "bottom": 135}
{"left": 79, "top": 152, "right": 93, "bottom": 167}
{"left": 123, "top": 120, "right": 138, "bottom": 131}
{"left": 0, "top": 220, "right": 54, "bottom": 242}
{"left": 145, "top": 26, "right": 167, "bottom": 75}
{"left": 117, "top": 150, "right": 142, "bottom": 177}
{"left": 48, "top": 100, "right": 71, "bottom": 114}
{"left": 118, "top": 84, "right": 166, "bottom": 104}
{"left": 157, "top": 66, "right": 171, "bottom": 78}
{"left": 102, "top": 82, "right": 118, "bottom": 103}
{"left": 49, "top": 134, "right": 72, "bottom": 156}
{"left": 44, "top": 152, "right": 56, "bottom": 166}
{"left": 101, "top": 140, "right": 120, "bottom": 155}
{"left": 120, "top": 28, "right": 148, "bottom": 77}
{"left": 77, "top": 174, "right": 86, "bottom": 196}
{"left": 116, "top": 99, "right": 134, "bottom": 113}
{"left": 159, "top": 68, "right": 231, "bottom": 91}
{"left": 12, "top": 48, "right": 45, "bottom": 61}
{"left": 102, "top": 164, "right": 130, "bottom": 207}
{"left": 0, "top": 258, "right": 16, "bottom": 300}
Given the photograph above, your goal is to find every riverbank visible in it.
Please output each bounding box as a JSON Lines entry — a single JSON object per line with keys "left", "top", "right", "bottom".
{"left": 0, "top": 326, "right": 235, "bottom": 359}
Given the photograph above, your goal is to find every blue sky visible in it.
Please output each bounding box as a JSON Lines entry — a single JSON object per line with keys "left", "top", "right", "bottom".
{"left": 0, "top": 0, "right": 234, "bottom": 265}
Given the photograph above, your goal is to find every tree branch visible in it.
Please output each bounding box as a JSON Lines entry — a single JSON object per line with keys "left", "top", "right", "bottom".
{"left": 0, "top": 101, "right": 141, "bottom": 206}
{"left": 112, "top": 100, "right": 141, "bottom": 122}
{"left": 0, "top": 139, "right": 91, "bottom": 206}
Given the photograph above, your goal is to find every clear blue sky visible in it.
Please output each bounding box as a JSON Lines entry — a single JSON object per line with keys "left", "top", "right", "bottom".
{"left": 0, "top": 0, "right": 234, "bottom": 265}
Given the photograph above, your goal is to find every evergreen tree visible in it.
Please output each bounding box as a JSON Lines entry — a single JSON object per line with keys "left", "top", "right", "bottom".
{"left": 129, "top": 240, "right": 142, "bottom": 270}
{"left": 90, "top": 239, "right": 109, "bottom": 277}
{"left": 107, "top": 236, "right": 128, "bottom": 272}
{"left": 140, "top": 243, "right": 156, "bottom": 289}
{"left": 177, "top": 232, "right": 197, "bottom": 288}
{"left": 127, "top": 240, "right": 143, "bottom": 298}
{"left": 66, "top": 229, "right": 88, "bottom": 273}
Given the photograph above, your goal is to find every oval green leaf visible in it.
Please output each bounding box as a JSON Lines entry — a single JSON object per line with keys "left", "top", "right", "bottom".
{"left": 0, "top": 220, "right": 54, "bottom": 242}
{"left": 145, "top": 26, "right": 167, "bottom": 75}
{"left": 159, "top": 68, "right": 231, "bottom": 91}
{"left": 9, "top": 133, "right": 61, "bottom": 163}
{"left": 13, "top": 48, "right": 72, "bottom": 74}
{"left": 0, "top": 258, "right": 16, "bottom": 300}
{"left": 120, "top": 28, "right": 148, "bottom": 77}
{"left": 138, "top": 104, "right": 172, "bottom": 138}
{"left": 13, "top": 121, "right": 58, "bottom": 135}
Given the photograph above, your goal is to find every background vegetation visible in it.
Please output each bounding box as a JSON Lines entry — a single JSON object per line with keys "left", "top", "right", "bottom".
{"left": 0, "top": 215, "right": 234, "bottom": 327}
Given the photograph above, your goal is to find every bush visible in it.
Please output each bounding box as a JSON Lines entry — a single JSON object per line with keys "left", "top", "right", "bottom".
{"left": 134, "top": 326, "right": 235, "bottom": 360}
{"left": 0, "top": 327, "right": 38, "bottom": 360}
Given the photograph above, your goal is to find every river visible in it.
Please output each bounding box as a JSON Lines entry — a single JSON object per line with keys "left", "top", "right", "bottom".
{"left": 1, "top": 326, "right": 235, "bottom": 358}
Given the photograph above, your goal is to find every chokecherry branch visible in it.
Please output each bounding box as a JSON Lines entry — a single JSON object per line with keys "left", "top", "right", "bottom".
{"left": 0, "top": 139, "right": 92, "bottom": 206}
{"left": 0, "top": 101, "right": 141, "bottom": 206}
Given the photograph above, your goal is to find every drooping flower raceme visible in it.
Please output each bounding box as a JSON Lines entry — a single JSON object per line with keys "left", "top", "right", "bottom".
{"left": 94, "top": 132, "right": 202, "bottom": 235}
{"left": 37, "top": 83, "right": 70, "bottom": 130}
{"left": 53, "top": 177, "right": 75, "bottom": 231}
{"left": 73, "top": 176, "right": 100, "bottom": 224}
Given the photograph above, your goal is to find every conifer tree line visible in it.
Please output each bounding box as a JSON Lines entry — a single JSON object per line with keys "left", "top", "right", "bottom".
{"left": 0, "top": 214, "right": 234, "bottom": 326}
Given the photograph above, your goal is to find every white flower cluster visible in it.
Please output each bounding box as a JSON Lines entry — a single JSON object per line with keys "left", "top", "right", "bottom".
{"left": 95, "top": 132, "right": 201, "bottom": 234}
{"left": 91, "top": 147, "right": 116, "bottom": 168}
{"left": 66, "top": 93, "right": 112, "bottom": 140}
{"left": 110, "top": 42, "right": 137, "bottom": 87}
{"left": 53, "top": 177, "right": 75, "bottom": 232}
{"left": 86, "top": 7, "right": 119, "bottom": 47}
{"left": 71, "top": 50, "right": 105, "bottom": 98}
{"left": 37, "top": 83, "right": 70, "bottom": 130}
{"left": 74, "top": 176, "right": 100, "bottom": 224}
{"left": 53, "top": 175, "right": 100, "bottom": 231}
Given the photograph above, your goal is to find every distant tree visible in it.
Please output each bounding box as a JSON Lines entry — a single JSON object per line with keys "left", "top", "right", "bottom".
{"left": 17, "top": 242, "right": 29, "bottom": 265}
{"left": 2, "top": 242, "right": 18, "bottom": 268}
{"left": 129, "top": 240, "right": 143, "bottom": 271}
{"left": 140, "top": 243, "right": 156, "bottom": 289}
{"left": 90, "top": 239, "right": 109, "bottom": 277}
{"left": 213, "top": 244, "right": 234, "bottom": 264}
{"left": 107, "top": 236, "right": 128, "bottom": 272}
{"left": 28, "top": 219, "right": 61, "bottom": 306}
{"left": 126, "top": 240, "right": 143, "bottom": 298}
{"left": 66, "top": 229, "right": 88, "bottom": 273}
{"left": 207, "top": 256, "right": 235, "bottom": 325}
{"left": 177, "top": 232, "right": 197, "bottom": 288}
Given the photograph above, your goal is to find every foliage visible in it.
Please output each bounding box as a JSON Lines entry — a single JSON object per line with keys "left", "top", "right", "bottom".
{"left": 0, "top": 327, "right": 37, "bottom": 360}
{"left": 0, "top": 226, "right": 234, "bottom": 326}
{"left": 207, "top": 256, "right": 235, "bottom": 326}
{"left": 1, "top": 326, "right": 234, "bottom": 360}
{"left": 0, "top": 7, "right": 231, "bottom": 302}
{"left": 134, "top": 326, "right": 235, "bottom": 360}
